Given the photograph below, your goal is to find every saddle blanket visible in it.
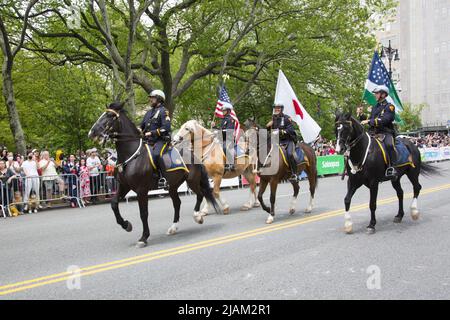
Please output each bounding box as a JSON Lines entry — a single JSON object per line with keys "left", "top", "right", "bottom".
{"left": 375, "top": 137, "right": 413, "bottom": 168}
{"left": 145, "top": 143, "right": 189, "bottom": 173}
{"left": 280, "top": 144, "right": 307, "bottom": 166}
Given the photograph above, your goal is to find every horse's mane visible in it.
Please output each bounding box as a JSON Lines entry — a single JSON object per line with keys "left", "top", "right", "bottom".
{"left": 108, "top": 102, "right": 140, "bottom": 136}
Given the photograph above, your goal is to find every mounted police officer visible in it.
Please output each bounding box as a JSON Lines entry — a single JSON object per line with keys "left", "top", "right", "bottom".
{"left": 267, "top": 103, "right": 298, "bottom": 182}
{"left": 212, "top": 104, "right": 236, "bottom": 171}
{"left": 140, "top": 89, "right": 171, "bottom": 186}
{"left": 361, "top": 84, "right": 397, "bottom": 178}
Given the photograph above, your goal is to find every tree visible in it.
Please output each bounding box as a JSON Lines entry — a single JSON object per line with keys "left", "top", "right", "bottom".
{"left": 0, "top": 0, "right": 38, "bottom": 154}
{"left": 398, "top": 103, "right": 426, "bottom": 133}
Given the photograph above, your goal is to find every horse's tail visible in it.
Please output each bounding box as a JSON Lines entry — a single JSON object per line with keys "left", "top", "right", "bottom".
{"left": 420, "top": 162, "right": 441, "bottom": 177}
{"left": 301, "top": 142, "right": 318, "bottom": 192}
{"left": 198, "top": 164, "right": 221, "bottom": 214}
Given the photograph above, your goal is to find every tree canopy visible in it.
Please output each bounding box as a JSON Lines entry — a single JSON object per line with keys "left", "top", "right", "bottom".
{"left": 0, "top": 0, "right": 396, "bottom": 153}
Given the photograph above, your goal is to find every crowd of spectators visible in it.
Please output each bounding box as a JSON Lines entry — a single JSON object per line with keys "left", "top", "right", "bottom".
{"left": 410, "top": 132, "right": 450, "bottom": 148}
{"left": 0, "top": 146, "right": 117, "bottom": 214}
{"left": 314, "top": 136, "right": 337, "bottom": 156}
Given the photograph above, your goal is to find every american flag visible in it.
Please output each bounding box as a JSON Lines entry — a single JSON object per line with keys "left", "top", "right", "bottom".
{"left": 214, "top": 85, "right": 240, "bottom": 141}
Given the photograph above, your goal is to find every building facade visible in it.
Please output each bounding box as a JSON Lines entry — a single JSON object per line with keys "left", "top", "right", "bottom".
{"left": 375, "top": 0, "right": 450, "bottom": 128}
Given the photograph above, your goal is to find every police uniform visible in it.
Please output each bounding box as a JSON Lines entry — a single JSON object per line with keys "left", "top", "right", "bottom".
{"left": 368, "top": 99, "right": 397, "bottom": 166}
{"left": 217, "top": 113, "right": 236, "bottom": 170}
{"left": 268, "top": 112, "right": 298, "bottom": 177}
{"left": 140, "top": 103, "right": 171, "bottom": 164}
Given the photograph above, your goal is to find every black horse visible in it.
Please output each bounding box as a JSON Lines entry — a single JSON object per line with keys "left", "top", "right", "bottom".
{"left": 88, "top": 102, "right": 219, "bottom": 247}
{"left": 335, "top": 112, "right": 438, "bottom": 234}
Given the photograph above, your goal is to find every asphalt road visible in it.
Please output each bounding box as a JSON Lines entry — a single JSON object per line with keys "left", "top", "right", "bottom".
{"left": 1, "top": 161, "right": 450, "bottom": 300}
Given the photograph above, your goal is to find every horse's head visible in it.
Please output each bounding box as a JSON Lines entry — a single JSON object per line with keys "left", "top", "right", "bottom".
{"left": 334, "top": 111, "right": 355, "bottom": 154}
{"left": 88, "top": 101, "right": 124, "bottom": 145}
{"left": 173, "top": 120, "right": 201, "bottom": 144}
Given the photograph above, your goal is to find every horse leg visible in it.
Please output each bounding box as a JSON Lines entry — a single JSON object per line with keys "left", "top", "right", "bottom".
{"left": 167, "top": 186, "right": 181, "bottom": 235}
{"left": 111, "top": 183, "right": 132, "bottom": 232}
{"left": 392, "top": 177, "right": 405, "bottom": 223}
{"left": 343, "top": 178, "right": 362, "bottom": 234}
{"left": 367, "top": 182, "right": 379, "bottom": 234}
{"left": 136, "top": 192, "right": 150, "bottom": 248}
{"left": 305, "top": 165, "right": 317, "bottom": 213}
{"left": 265, "top": 179, "right": 278, "bottom": 224}
{"left": 241, "top": 169, "right": 258, "bottom": 210}
{"left": 212, "top": 175, "right": 230, "bottom": 214}
{"left": 257, "top": 178, "right": 270, "bottom": 215}
{"left": 193, "top": 194, "right": 205, "bottom": 224}
{"left": 288, "top": 180, "right": 299, "bottom": 215}
{"left": 406, "top": 169, "right": 422, "bottom": 221}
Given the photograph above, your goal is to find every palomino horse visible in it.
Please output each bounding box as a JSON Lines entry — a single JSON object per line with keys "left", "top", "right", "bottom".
{"left": 335, "top": 112, "right": 439, "bottom": 234}
{"left": 256, "top": 129, "right": 318, "bottom": 224}
{"left": 172, "top": 120, "right": 259, "bottom": 215}
{"left": 88, "top": 102, "right": 219, "bottom": 248}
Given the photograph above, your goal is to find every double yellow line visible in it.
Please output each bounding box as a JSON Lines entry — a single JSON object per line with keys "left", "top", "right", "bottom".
{"left": 1, "top": 183, "right": 450, "bottom": 297}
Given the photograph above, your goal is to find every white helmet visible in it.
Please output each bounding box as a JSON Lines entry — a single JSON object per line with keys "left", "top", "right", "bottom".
{"left": 221, "top": 103, "right": 233, "bottom": 111}
{"left": 149, "top": 89, "right": 165, "bottom": 101}
{"left": 372, "top": 85, "right": 389, "bottom": 95}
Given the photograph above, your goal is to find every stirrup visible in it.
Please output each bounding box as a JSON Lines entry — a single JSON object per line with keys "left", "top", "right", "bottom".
{"left": 288, "top": 173, "right": 298, "bottom": 182}
{"left": 158, "top": 177, "right": 168, "bottom": 190}
{"left": 225, "top": 164, "right": 235, "bottom": 171}
{"left": 385, "top": 167, "right": 397, "bottom": 178}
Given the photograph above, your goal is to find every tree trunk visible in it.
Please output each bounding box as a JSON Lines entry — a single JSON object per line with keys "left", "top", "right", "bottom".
{"left": 1, "top": 60, "right": 26, "bottom": 154}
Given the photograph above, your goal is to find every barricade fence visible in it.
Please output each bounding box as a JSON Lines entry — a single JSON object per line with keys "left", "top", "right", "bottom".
{"left": 1, "top": 148, "right": 449, "bottom": 218}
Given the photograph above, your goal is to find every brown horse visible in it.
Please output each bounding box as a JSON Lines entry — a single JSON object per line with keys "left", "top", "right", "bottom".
{"left": 172, "top": 120, "right": 259, "bottom": 215}
{"left": 244, "top": 119, "right": 318, "bottom": 224}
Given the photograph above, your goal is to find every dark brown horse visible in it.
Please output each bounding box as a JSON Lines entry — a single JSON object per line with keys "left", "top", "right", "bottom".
{"left": 244, "top": 119, "right": 318, "bottom": 224}
{"left": 88, "top": 102, "right": 219, "bottom": 248}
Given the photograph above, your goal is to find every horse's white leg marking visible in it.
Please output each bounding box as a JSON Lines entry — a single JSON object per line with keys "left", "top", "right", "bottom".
{"left": 344, "top": 211, "right": 353, "bottom": 234}
{"left": 167, "top": 222, "right": 179, "bottom": 235}
{"left": 266, "top": 214, "right": 274, "bottom": 224}
{"left": 305, "top": 195, "right": 313, "bottom": 213}
{"left": 193, "top": 211, "right": 204, "bottom": 224}
{"left": 410, "top": 197, "right": 419, "bottom": 220}
{"left": 289, "top": 196, "right": 297, "bottom": 215}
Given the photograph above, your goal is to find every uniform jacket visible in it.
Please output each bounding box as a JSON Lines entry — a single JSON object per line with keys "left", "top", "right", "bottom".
{"left": 140, "top": 104, "right": 171, "bottom": 143}
{"left": 269, "top": 113, "right": 297, "bottom": 142}
{"left": 368, "top": 99, "right": 395, "bottom": 134}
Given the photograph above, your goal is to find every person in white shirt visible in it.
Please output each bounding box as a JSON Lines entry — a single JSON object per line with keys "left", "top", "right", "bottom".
{"left": 21, "top": 152, "right": 42, "bottom": 210}
{"left": 39, "top": 151, "right": 65, "bottom": 207}
{"left": 86, "top": 148, "right": 102, "bottom": 203}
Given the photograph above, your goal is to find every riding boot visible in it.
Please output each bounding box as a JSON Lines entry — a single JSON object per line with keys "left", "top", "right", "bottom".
{"left": 385, "top": 138, "right": 398, "bottom": 179}
{"left": 288, "top": 157, "right": 298, "bottom": 182}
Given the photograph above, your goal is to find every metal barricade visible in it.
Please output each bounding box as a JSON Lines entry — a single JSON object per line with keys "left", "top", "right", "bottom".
{"left": 6, "top": 174, "right": 83, "bottom": 216}
{"left": 0, "top": 180, "right": 6, "bottom": 218}
{"left": 81, "top": 171, "right": 117, "bottom": 204}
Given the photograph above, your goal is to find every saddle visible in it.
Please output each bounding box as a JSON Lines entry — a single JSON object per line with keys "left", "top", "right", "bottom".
{"left": 144, "top": 143, "right": 189, "bottom": 190}
{"left": 373, "top": 136, "right": 415, "bottom": 168}
{"left": 279, "top": 144, "right": 307, "bottom": 167}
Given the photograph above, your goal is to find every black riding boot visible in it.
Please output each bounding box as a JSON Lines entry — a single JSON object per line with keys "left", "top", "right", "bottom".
{"left": 288, "top": 157, "right": 298, "bottom": 182}
{"left": 385, "top": 142, "right": 398, "bottom": 179}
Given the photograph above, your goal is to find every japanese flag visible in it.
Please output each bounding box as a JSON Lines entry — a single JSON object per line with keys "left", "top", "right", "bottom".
{"left": 274, "top": 70, "right": 321, "bottom": 144}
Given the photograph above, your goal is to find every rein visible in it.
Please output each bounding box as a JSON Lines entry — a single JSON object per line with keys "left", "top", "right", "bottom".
{"left": 336, "top": 120, "right": 371, "bottom": 174}
{"left": 100, "top": 109, "right": 143, "bottom": 172}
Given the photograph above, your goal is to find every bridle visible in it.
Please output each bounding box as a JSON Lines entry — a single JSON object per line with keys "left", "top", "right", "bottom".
{"left": 93, "top": 108, "right": 143, "bottom": 172}
{"left": 335, "top": 119, "right": 371, "bottom": 174}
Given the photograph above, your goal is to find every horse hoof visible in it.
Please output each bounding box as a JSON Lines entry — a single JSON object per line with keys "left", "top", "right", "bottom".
{"left": 253, "top": 202, "right": 260, "bottom": 207}
{"left": 344, "top": 223, "right": 353, "bottom": 234}
{"left": 266, "top": 215, "right": 274, "bottom": 224}
{"left": 366, "top": 227, "right": 376, "bottom": 234}
{"left": 289, "top": 208, "right": 295, "bottom": 215}
{"left": 167, "top": 225, "right": 178, "bottom": 235}
{"left": 393, "top": 216, "right": 403, "bottom": 223}
{"left": 223, "top": 207, "right": 230, "bottom": 215}
{"left": 240, "top": 205, "right": 250, "bottom": 211}
{"left": 193, "top": 213, "right": 204, "bottom": 224}
{"left": 136, "top": 241, "right": 147, "bottom": 248}
{"left": 411, "top": 209, "right": 420, "bottom": 221}
{"left": 304, "top": 207, "right": 312, "bottom": 214}
{"left": 125, "top": 221, "right": 133, "bottom": 232}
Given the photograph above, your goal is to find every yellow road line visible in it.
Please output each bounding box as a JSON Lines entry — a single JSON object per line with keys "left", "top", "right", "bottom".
{"left": 1, "top": 183, "right": 449, "bottom": 296}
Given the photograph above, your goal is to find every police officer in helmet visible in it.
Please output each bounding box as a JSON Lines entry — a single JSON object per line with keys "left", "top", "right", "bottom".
{"left": 213, "top": 104, "right": 236, "bottom": 171}
{"left": 140, "top": 89, "right": 171, "bottom": 185}
{"left": 361, "top": 84, "right": 397, "bottom": 178}
{"left": 267, "top": 103, "right": 298, "bottom": 182}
